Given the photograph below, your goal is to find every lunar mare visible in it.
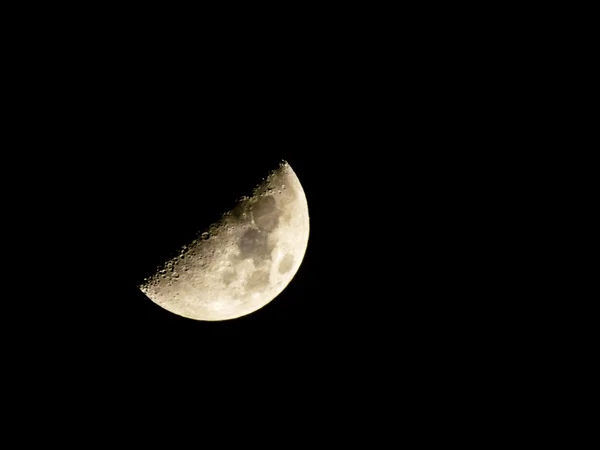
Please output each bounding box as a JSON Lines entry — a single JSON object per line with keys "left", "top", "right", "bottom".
{"left": 139, "top": 161, "right": 309, "bottom": 321}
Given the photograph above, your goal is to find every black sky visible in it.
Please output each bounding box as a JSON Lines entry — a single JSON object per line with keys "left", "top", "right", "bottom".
{"left": 55, "top": 140, "right": 472, "bottom": 370}
{"left": 2, "top": 6, "right": 553, "bottom": 443}
{"left": 34, "top": 76, "right": 481, "bottom": 362}
{"left": 10, "top": 17, "right": 519, "bottom": 412}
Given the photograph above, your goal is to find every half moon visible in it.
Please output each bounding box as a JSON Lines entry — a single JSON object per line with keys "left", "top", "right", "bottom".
{"left": 138, "top": 160, "right": 309, "bottom": 321}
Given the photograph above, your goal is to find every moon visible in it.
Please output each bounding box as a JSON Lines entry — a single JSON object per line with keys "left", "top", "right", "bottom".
{"left": 138, "top": 160, "right": 310, "bottom": 321}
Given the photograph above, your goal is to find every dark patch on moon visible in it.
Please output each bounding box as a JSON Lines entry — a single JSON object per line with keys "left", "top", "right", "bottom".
{"left": 230, "top": 202, "right": 247, "bottom": 220}
{"left": 227, "top": 252, "right": 240, "bottom": 264}
{"left": 252, "top": 195, "right": 280, "bottom": 231}
{"left": 246, "top": 270, "right": 269, "bottom": 291}
{"left": 278, "top": 254, "right": 294, "bottom": 274}
{"left": 282, "top": 211, "right": 292, "bottom": 224}
{"left": 222, "top": 269, "right": 237, "bottom": 286}
{"left": 239, "top": 228, "right": 271, "bottom": 261}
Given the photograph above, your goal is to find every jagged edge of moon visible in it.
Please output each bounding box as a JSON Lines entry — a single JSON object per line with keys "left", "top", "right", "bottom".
{"left": 138, "top": 159, "right": 296, "bottom": 293}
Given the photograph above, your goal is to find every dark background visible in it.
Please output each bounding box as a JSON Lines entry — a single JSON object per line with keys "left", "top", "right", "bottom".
{"left": 28, "top": 36, "right": 431, "bottom": 343}
{"left": 7, "top": 12, "right": 541, "bottom": 434}
{"left": 39, "top": 96, "right": 495, "bottom": 381}
{"left": 35, "top": 82, "right": 471, "bottom": 367}
{"left": 1, "top": 5, "right": 575, "bottom": 444}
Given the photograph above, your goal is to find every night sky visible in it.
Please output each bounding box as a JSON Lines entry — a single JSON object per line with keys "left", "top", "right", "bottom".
{"left": 15, "top": 23, "right": 513, "bottom": 413}
{"left": 33, "top": 89, "right": 484, "bottom": 365}
{"left": 4, "top": 6, "right": 536, "bottom": 441}
{"left": 58, "top": 146, "right": 467, "bottom": 368}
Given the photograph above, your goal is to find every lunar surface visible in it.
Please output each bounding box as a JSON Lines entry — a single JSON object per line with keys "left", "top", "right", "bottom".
{"left": 138, "top": 160, "right": 309, "bottom": 321}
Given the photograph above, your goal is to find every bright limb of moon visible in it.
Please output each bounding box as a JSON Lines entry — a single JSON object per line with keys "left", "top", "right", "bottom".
{"left": 138, "top": 160, "right": 309, "bottom": 321}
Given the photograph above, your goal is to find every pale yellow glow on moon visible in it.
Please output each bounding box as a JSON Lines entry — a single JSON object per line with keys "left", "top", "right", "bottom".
{"left": 138, "top": 161, "right": 309, "bottom": 321}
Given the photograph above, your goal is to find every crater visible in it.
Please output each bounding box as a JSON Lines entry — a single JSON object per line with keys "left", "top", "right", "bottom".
{"left": 278, "top": 254, "right": 294, "bottom": 274}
